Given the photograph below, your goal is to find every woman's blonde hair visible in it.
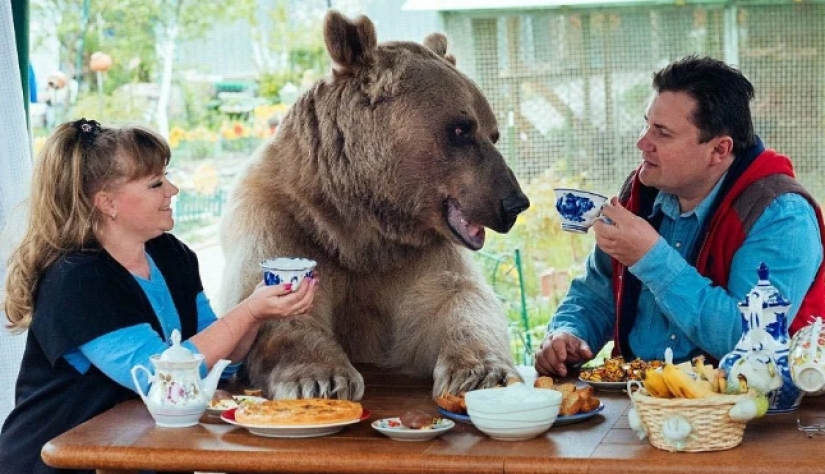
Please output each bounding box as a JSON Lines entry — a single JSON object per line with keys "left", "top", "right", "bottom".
{"left": 4, "top": 119, "right": 170, "bottom": 331}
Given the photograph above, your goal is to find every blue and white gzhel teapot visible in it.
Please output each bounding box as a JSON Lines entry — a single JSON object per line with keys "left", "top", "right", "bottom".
{"left": 719, "top": 263, "right": 802, "bottom": 414}
{"left": 130, "top": 330, "right": 231, "bottom": 427}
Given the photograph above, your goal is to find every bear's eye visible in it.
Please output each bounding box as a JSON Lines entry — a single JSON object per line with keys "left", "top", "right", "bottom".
{"left": 447, "top": 120, "right": 474, "bottom": 145}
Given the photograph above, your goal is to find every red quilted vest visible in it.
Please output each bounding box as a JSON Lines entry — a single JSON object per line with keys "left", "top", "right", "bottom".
{"left": 612, "top": 149, "right": 825, "bottom": 358}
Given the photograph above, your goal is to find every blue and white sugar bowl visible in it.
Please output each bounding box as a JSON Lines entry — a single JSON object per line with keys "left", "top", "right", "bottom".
{"left": 719, "top": 263, "right": 802, "bottom": 414}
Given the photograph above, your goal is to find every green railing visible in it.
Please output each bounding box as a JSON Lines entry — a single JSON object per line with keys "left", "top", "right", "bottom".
{"left": 476, "top": 248, "right": 533, "bottom": 366}
{"left": 173, "top": 189, "right": 226, "bottom": 223}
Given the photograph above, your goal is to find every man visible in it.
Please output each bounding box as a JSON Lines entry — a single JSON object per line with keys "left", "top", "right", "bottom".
{"left": 535, "top": 55, "right": 825, "bottom": 377}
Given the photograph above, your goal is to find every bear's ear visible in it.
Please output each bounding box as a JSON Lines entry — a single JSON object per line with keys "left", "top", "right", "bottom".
{"left": 423, "top": 33, "right": 456, "bottom": 66}
{"left": 324, "top": 10, "right": 377, "bottom": 75}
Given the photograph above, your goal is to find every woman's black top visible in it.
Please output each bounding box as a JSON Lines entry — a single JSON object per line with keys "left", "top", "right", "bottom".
{"left": 0, "top": 233, "right": 201, "bottom": 474}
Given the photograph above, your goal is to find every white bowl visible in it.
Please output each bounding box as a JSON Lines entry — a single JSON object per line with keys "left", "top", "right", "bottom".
{"left": 464, "top": 385, "right": 561, "bottom": 441}
{"left": 464, "top": 385, "right": 562, "bottom": 413}
{"left": 467, "top": 415, "right": 557, "bottom": 430}
{"left": 467, "top": 420, "right": 556, "bottom": 441}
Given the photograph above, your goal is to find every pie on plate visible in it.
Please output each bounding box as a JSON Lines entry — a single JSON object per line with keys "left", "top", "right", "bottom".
{"left": 234, "top": 398, "right": 363, "bottom": 426}
{"left": 221, "top": 407, "right": 370, "bottom": 438}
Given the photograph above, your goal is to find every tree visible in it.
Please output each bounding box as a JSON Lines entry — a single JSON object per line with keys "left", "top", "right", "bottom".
{"left": 150, "top": 0, "right": 256, "bottom": 138}
{"left": 32, "top": 0, "right": 157, "bottom": 95}
{"left": 31, "top": 0, "right": 255, "bottom": 136}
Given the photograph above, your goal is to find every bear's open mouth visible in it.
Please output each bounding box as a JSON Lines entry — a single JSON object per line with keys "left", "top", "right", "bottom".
{"left": 445, "top": 198, "right": 486, "bottom": 250}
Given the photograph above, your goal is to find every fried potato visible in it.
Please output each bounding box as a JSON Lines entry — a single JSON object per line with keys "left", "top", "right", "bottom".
{"left": 435, "top": 393, "right": 466, "bottom": 414}
{"left": 559, "top": 391, "right": 584, "bottom": 416}
{"left": 533, "top": 381, "right": 600, "bottom": 416}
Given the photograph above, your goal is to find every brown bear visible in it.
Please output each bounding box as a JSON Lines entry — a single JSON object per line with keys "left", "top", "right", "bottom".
{"left": 219, "top": 10, "right": 530, "bottom": 401}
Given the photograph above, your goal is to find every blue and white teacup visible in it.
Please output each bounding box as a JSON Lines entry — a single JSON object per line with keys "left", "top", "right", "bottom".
{"left": 553, "top": 188, "right": 608, "bottom": 234}
{"left": 260, "top": 257, "right": 316, "bottom": 291}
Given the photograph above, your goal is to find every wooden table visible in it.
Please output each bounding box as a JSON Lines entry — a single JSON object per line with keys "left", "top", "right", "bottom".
{"left": 42, "top": 365, "right": 825, "bottom": 474}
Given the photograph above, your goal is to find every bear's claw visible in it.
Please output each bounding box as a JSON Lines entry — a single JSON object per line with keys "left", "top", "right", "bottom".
{"left": 267, "top": 363, "right": 365, "bottom": 401}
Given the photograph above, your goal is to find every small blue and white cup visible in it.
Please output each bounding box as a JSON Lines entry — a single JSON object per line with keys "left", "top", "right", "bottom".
{"left": 553, "top": 188, "right": 608, "bottom": 234}
{"left": 260, "top": 257, "right": 316, "bottom": 291}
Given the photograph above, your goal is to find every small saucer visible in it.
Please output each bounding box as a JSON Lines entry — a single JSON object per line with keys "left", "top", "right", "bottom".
{"left": 372, "top": 417, "right": 454, "bottom": 441}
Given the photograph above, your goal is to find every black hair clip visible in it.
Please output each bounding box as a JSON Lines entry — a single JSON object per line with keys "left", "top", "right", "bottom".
{"left": 72, "top": 118, "right": 102, "bottom": 148}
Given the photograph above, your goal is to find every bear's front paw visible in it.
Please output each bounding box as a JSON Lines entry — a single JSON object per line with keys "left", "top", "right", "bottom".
{"left": 266, "top": 362, "right": 365, "bottom": 401}
{"left": 432, "top": 351, "right": 521, "bottom": 397}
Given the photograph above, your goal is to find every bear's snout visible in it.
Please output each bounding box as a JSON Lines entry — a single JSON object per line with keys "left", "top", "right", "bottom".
{"left": 502, "top": 194, "right": 530, "bottom": 218}
{"left": 500, "top": 193, "right": 531, "bottom": 231}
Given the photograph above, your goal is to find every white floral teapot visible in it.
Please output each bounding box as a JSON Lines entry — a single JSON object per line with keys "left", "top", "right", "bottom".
{"left": 130, "top": 330, "right": 231, "bottom": 427}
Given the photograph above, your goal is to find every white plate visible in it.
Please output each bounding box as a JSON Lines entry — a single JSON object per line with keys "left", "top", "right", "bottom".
{"left": 553, "top": 401, "right": 605, "bottom": 426}
{"left": 578, "top": 378, "right": 629, "bottom": 391}
{"left": 205, "top": 395, "right": 267, "bottom": 417}
{"left": 221, "top": 408, "right": 370, "bottom": 438}
{"left": 371, "top": 417, "right": 455, "bottom": 441}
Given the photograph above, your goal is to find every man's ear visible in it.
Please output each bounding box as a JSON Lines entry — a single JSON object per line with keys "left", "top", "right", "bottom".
{"left": 710, "top": 136, "right": 734, "bottom": 165}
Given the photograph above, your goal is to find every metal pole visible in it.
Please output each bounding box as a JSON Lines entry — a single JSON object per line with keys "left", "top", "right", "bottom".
{"left": 515, "top": 248, "right": 532, "bottom": 362}
{"left": 11, "top": 0, "right": 29, "bottom": 126}
{"left": 75, "top": 0, "right": 91, "bottom": 92}
{"left": 96, "top": 71, "right": 103, "bottom": 113}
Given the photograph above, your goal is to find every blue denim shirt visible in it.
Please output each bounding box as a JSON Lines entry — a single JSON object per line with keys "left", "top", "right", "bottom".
{"left": 549, "top": 177, "right": 823, "bottom": 362}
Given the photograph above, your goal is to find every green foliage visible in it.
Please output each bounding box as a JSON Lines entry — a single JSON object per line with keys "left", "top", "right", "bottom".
{"left": 483, "top": 163, "right": 596, "bottom": 295}
{"left": 481, "top": 165, "right": 599, "bottom": 362}
{"left": 66, "top": 90, "right": 155, "bottom": 126}
{"left": 177, "top": 81, "right": 224, "bottom": 130}
{"left": 258, "top": 72, "right": 294, "bottom": 101}
{"left": 31, "top": 0, "right": 256, "bottom": 109}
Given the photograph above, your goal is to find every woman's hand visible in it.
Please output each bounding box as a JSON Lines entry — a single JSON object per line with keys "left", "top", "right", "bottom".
{"left": 244, "top": 277, "right": 317, "bottom": 320}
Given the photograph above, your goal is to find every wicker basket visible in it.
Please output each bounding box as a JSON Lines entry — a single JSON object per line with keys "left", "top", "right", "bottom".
{"left": 630, "top": 390, "right": 755, "bottom": 452}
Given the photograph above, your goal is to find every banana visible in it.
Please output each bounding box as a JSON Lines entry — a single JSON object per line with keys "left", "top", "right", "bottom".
{"left": 693, "top": 355, "right": 717, "bottom": 384}
{"left": 724, "top": 373, "right": 749, "bottom": 395}
{"left": 663, "top": 361, "right": 716, "bottom": 399}
{"left": 716, "top": 369, "right": 727, "bottom": 394}
{"left": 737, "top": 374, "right": 749, "bottom": 394}
{"left": 642, "top": 368, "right": 672, "bottom": 398}
{"left": 696, "top": 379, "right": 714, "bottom": 393}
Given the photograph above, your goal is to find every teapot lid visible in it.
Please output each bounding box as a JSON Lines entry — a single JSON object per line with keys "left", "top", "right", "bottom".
{"left": 159, "top": 330, "right": 195, "bottom": 362}
{"left": 739, "top": 262, "right": 791, "bottom": 308}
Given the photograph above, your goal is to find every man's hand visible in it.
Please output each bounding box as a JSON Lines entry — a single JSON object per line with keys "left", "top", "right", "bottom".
{"left": 592, "top": 198, "right": 659, "bottom": 267}
{"left": 534, "top": 332, "right": 594, "bottom": 377}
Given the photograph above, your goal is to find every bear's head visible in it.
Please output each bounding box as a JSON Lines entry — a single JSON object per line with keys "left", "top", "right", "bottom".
{"left": 281, "top": 11, "right": 529, "bottom": 256}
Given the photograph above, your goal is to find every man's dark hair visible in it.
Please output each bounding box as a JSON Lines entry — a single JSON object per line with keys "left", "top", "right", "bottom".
{"left": 652, "top": 55, "right": 756, "bottom": 155}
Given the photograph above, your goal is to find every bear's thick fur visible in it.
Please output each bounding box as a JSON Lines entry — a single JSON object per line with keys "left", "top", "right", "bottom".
{"left": 220, "top": 11, "right": 530, "bottom": 400}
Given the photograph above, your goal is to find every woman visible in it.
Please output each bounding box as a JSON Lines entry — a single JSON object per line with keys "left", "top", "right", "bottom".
{"left": 0, "top": 119, "right": 317, "bottom": 474}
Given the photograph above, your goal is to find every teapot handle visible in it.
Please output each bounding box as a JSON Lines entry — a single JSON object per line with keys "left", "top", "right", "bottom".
{"left": 130, "top": 365, "right": 153, "bottom": 403}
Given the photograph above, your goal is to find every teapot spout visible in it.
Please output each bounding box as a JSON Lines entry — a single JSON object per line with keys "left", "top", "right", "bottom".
{"left": 202, "top": 359, "right": 232, "bottom": 400}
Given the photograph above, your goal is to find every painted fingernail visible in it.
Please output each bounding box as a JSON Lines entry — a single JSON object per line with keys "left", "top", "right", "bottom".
{"left": 284, "top": 283, "right": 293, "bottom": 291}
